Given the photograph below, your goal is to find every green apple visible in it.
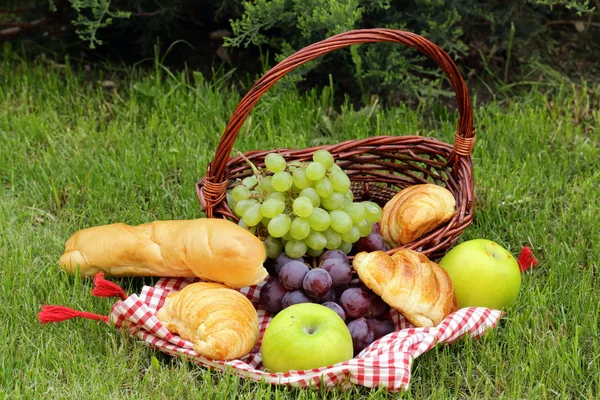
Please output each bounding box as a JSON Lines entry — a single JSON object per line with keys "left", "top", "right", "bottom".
{"left": 439, "top": 239, "right": 521, "bottom": 309}
{"left": 261, "top": 303, "right": 353, "bottom": 373}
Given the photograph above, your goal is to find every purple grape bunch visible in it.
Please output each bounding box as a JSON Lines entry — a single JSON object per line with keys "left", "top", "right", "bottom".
{"left": 353, "top": 222, "right": 389, "bottom": 253}
{"left": 259, "top": 249, "right": 396, "bottom": 356}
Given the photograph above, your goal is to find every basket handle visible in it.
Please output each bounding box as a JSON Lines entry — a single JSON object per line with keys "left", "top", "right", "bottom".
{"left": 205, "top": 29, "right": 475, "bottom": 191}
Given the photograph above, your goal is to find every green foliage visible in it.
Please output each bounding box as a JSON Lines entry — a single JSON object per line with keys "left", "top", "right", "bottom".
{"left": 67, "top": 0, "right": 131, "bottom": 48}
{"left": 224, "top": 0, "right": 598, "bottom": 105}
{"left": 531, "top": 0, "right": 593, "bottom": 13}
{"left": 227, "top": 0, "right": 368, "bottom": 52}
{"left": 224, "top": 0, "right": 292, "bottom": 50}
{"left": 226, "top": 0, "right": 471, "bottom": 104}
{"left": 3, "top": 0, "right": 597, "bottom": 103}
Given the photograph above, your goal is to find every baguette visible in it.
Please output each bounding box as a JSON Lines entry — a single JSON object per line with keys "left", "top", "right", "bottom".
{"left": 59, "top": 218, "right": 268, "bottom": 288}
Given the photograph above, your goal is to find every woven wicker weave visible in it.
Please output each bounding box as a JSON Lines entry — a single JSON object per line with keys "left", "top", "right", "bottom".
{"left": 196, "top": 29, "right": 476, "bottom": 260}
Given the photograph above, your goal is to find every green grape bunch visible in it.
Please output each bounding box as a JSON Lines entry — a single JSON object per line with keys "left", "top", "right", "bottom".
{"left": 226, "top": 149, "right": 383, "bottom": 259}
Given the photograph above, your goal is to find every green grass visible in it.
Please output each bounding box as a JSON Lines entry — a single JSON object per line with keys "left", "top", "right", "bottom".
{"left": 1, "top": 50, "right": 599, "bottom": 399}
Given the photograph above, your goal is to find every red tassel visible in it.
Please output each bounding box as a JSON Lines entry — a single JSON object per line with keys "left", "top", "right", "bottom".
{"left": 518, "top": 246, "right": 539, "bottom": 273}
{"left": 38, "top": 305, "right": 109, "bottom": 324}
{"left": 91, "top": 272, "right": 127, "bottom": 300}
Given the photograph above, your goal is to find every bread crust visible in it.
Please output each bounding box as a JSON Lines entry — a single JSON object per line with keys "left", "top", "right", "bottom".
{"left": 156, "top": 282, "right": 259, "bottom": 360}
{"left": 352, "top": 249, "right": 457, "bottom": 327}
{"left": 380, "top": 184, "right": 456, "bottom": 247}
{"left": 59, "top": 218, "right": 268, "bottom": 288}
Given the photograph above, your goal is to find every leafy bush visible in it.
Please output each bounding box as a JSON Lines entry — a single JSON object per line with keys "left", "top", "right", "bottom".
{"left": 225, "top": 0, "right": 598, "bottom": 104}
{"left": 2, "top": 0, "right": 598, "bottom": 104}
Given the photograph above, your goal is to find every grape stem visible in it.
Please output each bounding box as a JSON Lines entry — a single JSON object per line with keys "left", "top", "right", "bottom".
{"left": 287, "top": 161, "right": 304, "bottom": 169}
{"left": 235, "top": 150, "right": 262, "bottom": 180}
{"left": 254, "top": 226, "right": 267, "bottom": 241}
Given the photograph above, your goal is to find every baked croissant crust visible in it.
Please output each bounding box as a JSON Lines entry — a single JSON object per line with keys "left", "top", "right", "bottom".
{"left": 381, "top": 184, "right": 456, "bottom": 247}
{"left": 156, "top": 282, "right": 259, "bottom": 360}
{"left": 352, "top": 249, "right": 457, "bottom": 327}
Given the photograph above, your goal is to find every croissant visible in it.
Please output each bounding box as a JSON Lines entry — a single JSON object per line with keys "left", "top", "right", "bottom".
{"left": 156, "top": 282, "right": 259, "bottom": 360}
{"left": 352, "top": 249, "right": 457, "bottom": 327}
{"left": 380, "top": 184, "right": 456, "bottom": 247}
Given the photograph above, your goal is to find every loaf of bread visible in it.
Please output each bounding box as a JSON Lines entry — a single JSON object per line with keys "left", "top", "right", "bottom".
{"left": 156, "top": 282, "right": 259, "bottom": 360}
{"left": 59, "top": 218, "right": 268, "bottom": 288}
{"left": 380, "top": 184, "right": 456, "bottom": 247}
{"left": 352, "top": 249, "right": 457, "bottom": 327}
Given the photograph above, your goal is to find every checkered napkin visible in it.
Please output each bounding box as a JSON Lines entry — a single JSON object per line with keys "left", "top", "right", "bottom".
{"left": 109, "top": 277, "right": 503, "bottom": 391}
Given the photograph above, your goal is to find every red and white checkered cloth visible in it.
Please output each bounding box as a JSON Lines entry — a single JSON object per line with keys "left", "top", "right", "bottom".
{"left": 109, "top": 277, "right": 503, "bottom": 391}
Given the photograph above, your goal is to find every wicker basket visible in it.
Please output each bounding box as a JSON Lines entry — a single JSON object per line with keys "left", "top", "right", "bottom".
{"left": 196, "top": 29, "right": 476, "bottom": 261}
